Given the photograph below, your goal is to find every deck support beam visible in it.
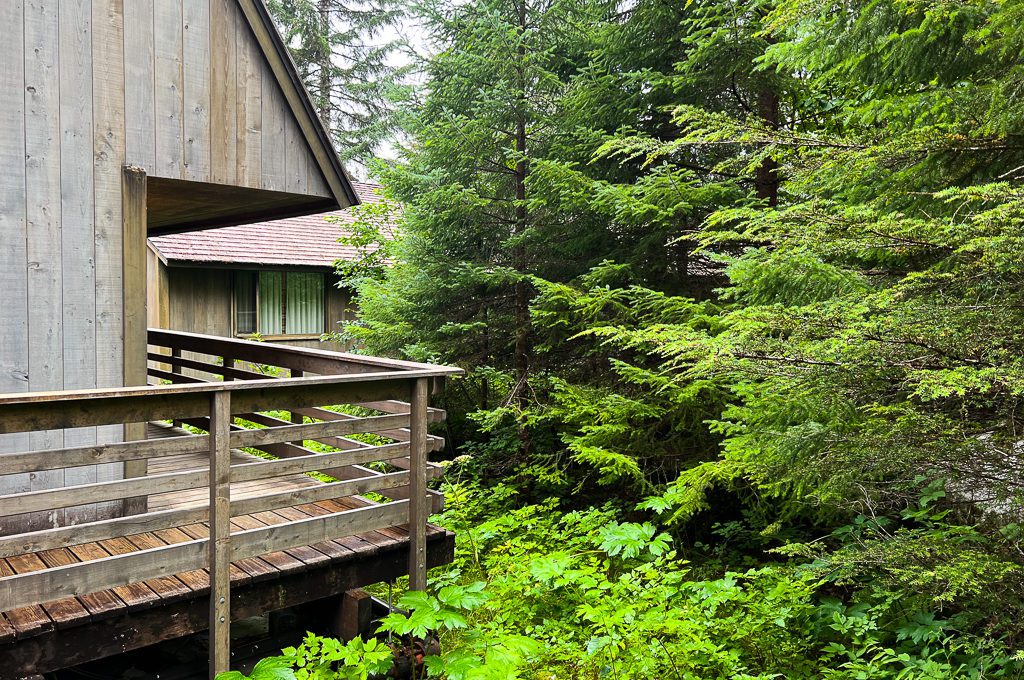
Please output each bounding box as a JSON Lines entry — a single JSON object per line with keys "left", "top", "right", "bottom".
{"left": 209, "top": 390, "right": 232, "bottom": 678}
{"left": 408, "top": 378, "right": 429, "bottom": 592}
{"left": 122, "top": 166, "right": 149, "bottom": 514}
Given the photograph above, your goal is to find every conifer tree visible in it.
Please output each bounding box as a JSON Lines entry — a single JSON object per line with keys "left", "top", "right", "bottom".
{"left": 346, "top": 0, "right": 615, "bottom": 416}
{"left": 267, "top": 0, "right": 411, "bottom": 169}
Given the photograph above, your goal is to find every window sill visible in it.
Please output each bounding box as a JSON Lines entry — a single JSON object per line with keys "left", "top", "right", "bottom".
{"left": 235, "top": 333, "right": 325, "bottom": 341}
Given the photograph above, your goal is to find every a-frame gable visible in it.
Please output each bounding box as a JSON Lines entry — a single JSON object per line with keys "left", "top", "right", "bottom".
{"left": 121, "top": 0, "right": 356, "bottom": 211}
{"left": 236, "top": 0, "right": 359, "bottom": 208}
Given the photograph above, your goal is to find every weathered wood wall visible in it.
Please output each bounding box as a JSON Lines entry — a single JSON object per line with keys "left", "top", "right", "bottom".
{"left": 124, "top": 0, "right": 331, "bottom": 195}
{"left": 0, "top": 0, "right": 336, "bottom": 525}
{"left": 0, "top": 0, "right": 129, "bottom": 530}
{"left": 151, "top": 265, "right": 354, "bottom": 353}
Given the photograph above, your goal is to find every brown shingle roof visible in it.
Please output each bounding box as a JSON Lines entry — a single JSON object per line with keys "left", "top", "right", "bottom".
{"left": 149, "top": 182, "right": 392, "bottom": 268}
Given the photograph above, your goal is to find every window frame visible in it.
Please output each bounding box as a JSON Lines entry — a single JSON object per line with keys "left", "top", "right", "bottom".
{"left": 232, "top": 268, "right": 328, "bottom": 339}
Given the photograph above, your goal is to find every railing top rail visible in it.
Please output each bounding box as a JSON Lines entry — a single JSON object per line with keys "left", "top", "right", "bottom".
{"left": 148, "top": 328, "right": 460, "bottom": 375}
{"left": 0, "top": 367, "right": 458, "bottom": 406}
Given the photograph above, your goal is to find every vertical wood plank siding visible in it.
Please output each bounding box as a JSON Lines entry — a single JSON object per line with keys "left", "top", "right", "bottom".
{"left": 24, "top": 0, "right": 66, "bottom": 529}
{"left": 154, "top": 0, "right": 186, "bottom": 180}
{"left": 59, "top": 0, "right": 101, "bottom": 523}
{"left": 0, "top": 0, "right": 338, "bottom": 528}
{"left": 93, "top": 0, "right": 128, "bottom": 493}
{"left": 123, "top": 0, "right": 156, "bottom": 173}
{"left": 209, "top": 0, "right": 238, "bottom": 185}
{"left": 261, "top": 65, "right": 288, "bottom": 191}
{"left": 183, "top": 0, "right": 212, "bottom": 182}
{"left": 0, "top": 0, "right": 32, "bottom": 527}
{"left": 141, "top": 0, "right": 327, "bottom": 193}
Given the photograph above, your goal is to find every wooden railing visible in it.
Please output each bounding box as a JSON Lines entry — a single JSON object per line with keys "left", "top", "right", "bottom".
{"left": 0, "top": 330, "right": 461, "bottom": 677}
{"left": 147, "top": 329, "right": 452, "bottom": 512}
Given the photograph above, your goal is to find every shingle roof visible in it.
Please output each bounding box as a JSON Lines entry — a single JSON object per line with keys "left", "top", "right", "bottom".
{"left": 150, "top": 182, "right": 393, "bottom": 268}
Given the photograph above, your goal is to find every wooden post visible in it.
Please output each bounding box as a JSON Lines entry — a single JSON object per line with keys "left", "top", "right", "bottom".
{"left": 122, "top": 166, "right": 148, "bottom": 515}
{"left": 171, "top": 347, "right": 183, "bottom": 375}
{"left": 408, "top": 378, "right": 429, "bottom": 592}
{"left": 290, "top": 368, "right": 303, "bottom": 446}
{"left": 209, "top": 390, "right": 232, "bottom": 678}
{"left": 171, "top": 347, "right": 183, "bottom": 428}
{"left": 334, "top": 589, "right": 373, "bottom": 641}
{"left": 223, "top": 356, "right": 234, "bottom": 381}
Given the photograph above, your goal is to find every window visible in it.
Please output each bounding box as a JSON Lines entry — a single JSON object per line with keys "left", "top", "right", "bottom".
{"left": 235, "top": 272, "right": 257, "bottom": 334}
{"left": 234, "top": 270, "right": 325, "bottom": 335}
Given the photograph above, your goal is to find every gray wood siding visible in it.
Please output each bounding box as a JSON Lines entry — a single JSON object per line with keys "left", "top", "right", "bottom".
{"left": 126, "top": 0, "right": 331, "bottom": 196}
{"left": 163, "top": 267, "right": 353, "bottom": 353}
{"left": 0, "top": 0, "right": 32, "bottom": 522}
{"left": 0, "top": 0, "right": 336, "bottom": 523}
{"left": 0, "top": 0, "right": 127, "bottom": 528}
{"left": 168, "top": 268, "right": 235, "bottom": 338}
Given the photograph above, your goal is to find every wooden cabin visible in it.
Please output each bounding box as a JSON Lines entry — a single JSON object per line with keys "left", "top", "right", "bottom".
{"left": 146, "top": 182, "right": 394, "bottom": 353}
{"left": 0, "top": 2, "right": 457, "bottom": 678}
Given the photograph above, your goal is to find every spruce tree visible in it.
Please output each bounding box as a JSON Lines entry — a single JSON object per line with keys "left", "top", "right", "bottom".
{"left": 267, "top": 0, "right": 411, "bottom": 169}
{"left": 347, "top": 0, "right": 614, "bottom": 416}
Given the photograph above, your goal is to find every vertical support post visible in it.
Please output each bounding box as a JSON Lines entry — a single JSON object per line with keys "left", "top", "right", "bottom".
{"left": 290, "top": 368, "right": 304, "bottom": 446}
{"left": 223, "top": 356, "right": 234, "bottom": 381}
{"left": 209, "top": 390, "right": 232, "bottom": 678}
{"left": 408, "top": 378, "right": 429, "bottom": 592}
{"left": 171, "top": 347, "right": 183, "bottom": 376}
{"left": 122, "top": 166, "right": 148, "bottom": 515}
{"left": 170, "top": 347, "right": 184, "bottom": 428}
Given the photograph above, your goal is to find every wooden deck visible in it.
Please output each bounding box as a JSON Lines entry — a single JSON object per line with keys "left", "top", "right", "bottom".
{"left": 0, "top": 423, "right": 454, "bottom": 678}
{"left": 0, "top": 330, "right": 462, "bottom": 679}
{"left": 145, "top": 421, "right": 326, "bottom": 512}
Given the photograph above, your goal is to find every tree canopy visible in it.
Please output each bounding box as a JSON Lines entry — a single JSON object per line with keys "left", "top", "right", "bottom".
{"left": 250, "top": 0, "right": 1024, "bottom": 676}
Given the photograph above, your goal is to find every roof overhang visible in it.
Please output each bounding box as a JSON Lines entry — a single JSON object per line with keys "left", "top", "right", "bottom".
{"left": 147, "top": 177, "right": 339, "bottom": 236}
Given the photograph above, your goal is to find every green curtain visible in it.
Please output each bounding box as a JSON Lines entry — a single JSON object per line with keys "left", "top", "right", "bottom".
{"left": 234, "top": 272, "right": 257, "bottom": 334}
{"left": 285, "top": 272, "right": 325, "bottom": 334}
{"left": 258, "top": 271, "right": 283, "bottom": 335}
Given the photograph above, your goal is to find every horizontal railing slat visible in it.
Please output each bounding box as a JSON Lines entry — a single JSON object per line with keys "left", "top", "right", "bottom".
{"left": 292, "top": 407, "right": 445, "bottom": 451}
{"left": 356, "top": 400, "right": 447, "bottom": 424}
{"left": 0, "top": 375, "right": 425, "bottom": 434}
{"left": 0, "top": 442, "right": 412, "bottom": 516}
{"left": 0, "top": 468, "right": 210, "bottom": 516}
{"left": 0, "top": 413, "right": 410, "bottom": 474}
{"left": 231, "top": 443, "right": 411, "bottom": 483}
{"left": 0, "top": 506, "right": 208, "bottom": 559}
{"left": 148, "top": 328, "right": 454, "bottom": 375}
{"left": 0, "top": 433, "right": 209, "bottom": 474}
{"left": 0, "top": 471, "right": 412, "bottom": 559}
{"left": 232, "top": 413, "right": 411, "bottom": 448}
{"left": 0, "top": 501, "right": 408, "bottom": 613}
{"left": 231, "top": 471, "right": 411, "bottom": 517}
{"left": 0, "top": 538, "right": 208, "bottom": 613}
{"left": 229, "top": 500, "right": 410, "bottom": 563}
{"left": 147, "top": 352, "right": 271, "bottom": 381}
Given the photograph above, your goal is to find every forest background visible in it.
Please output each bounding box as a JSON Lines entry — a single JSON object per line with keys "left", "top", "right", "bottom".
{"left": 254, "top": 0, "right": 1024, "bottom": 677}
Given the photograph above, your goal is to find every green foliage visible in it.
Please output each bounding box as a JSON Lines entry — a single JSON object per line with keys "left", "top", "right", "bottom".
{"left": 415, "top": 481, "right": 1022, "bottom": 679}
{"left": 217, "top": 657, "right": 297, "bottom": 680}
{"left": 248, "top": 0, "right": 1024, "bottom": 676}
{"left": 331, "top": 191, "right": 402, "bottom": 287}
{"left": 279, "top": 634, "right": 393, "bottom": 680}
{"left": 267, "top": 0, "right": 413, "bottom": 169}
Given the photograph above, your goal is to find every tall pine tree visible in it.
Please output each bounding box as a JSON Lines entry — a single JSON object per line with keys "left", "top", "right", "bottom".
{"left": 267, "top": 0, "right": 412, "bottom": 169}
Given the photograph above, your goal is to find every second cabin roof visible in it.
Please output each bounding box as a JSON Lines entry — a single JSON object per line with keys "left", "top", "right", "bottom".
{"left": 149, "top": 182, "right": 395, "bottom": 270}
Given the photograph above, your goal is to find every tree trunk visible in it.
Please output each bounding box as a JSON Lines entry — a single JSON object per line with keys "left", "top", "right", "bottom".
{"left": 317, "top": 0, "right": 332, "bottom": 124}
{"left": 511, "top": 0, "right": 531, "bottom": 394}
{"left": 512, "top": 0, "right": 531, "bottom": 454}
{"left": 755, "top": 88, "right": 780, "bottom": 206}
